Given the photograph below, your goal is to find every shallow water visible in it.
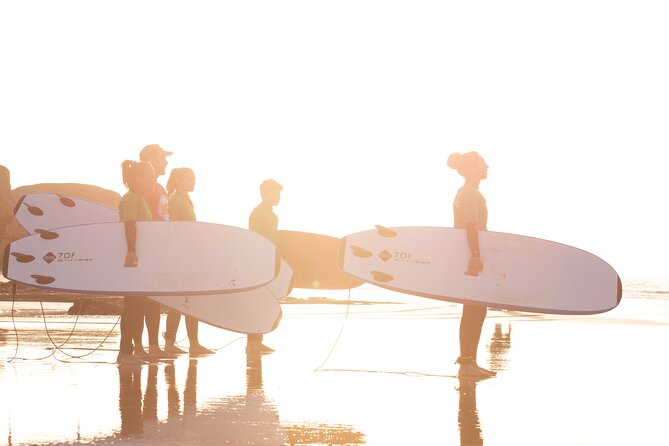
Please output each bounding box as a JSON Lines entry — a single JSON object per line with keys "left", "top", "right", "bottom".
{"left": 1, "top": 289, "right": 669, "bottom": 445}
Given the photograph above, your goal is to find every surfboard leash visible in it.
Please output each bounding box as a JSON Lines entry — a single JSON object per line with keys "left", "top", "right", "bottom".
{"left": 313, "top": 286, "right": 353, "bottom": 372}
{"left": 44, "top": 298, "right": 121, "bottom": 363}
{"left": 6, "top": 282, "right": 20, "bottom": 362}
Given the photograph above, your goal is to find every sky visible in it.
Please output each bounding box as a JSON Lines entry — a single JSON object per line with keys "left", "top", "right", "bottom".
{"left": 1, "top": 1, "right": 668, "bottom": 281}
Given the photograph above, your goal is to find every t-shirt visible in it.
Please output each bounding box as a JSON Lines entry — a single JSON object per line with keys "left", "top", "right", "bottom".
{"left": 249, "top": 203, "right": 278, "bottom": 243}
{"left": 119, "top": 191, "right": 152, "bottom": 222}
{"left": 145, "top": 183, "right": 169, "bottom": 221}
{"left": 453, "top": 183, "right": 487, "bottom": 231}
{"left": 168, "top": 193, "right": 196, "bottom": 222}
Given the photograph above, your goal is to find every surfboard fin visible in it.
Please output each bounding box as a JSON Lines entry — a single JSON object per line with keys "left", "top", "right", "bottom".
{"left": 35, "top": 229, "right": 59, "bottom": 240}
{"left": 371, "top": 270, "right": 394, "bottom": 282}
{"left": 10, "top": 252, "right": 35, "bottom": 263}
{"left": 375, "top": 225, "right": 397, "bottom": 238}
{"left": 350, "top": 245, "right": 373, "bottom": 258}
{"left": 57, "top": 195, "right": 76, "bottom": 208}
{"left": 30, "top": 274, "right": 56, "bottom": 285}
{"left": 23, "top": 202, "right": 44, "bottom": 216}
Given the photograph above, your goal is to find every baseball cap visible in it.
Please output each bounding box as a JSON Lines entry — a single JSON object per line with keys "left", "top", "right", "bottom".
{"left": 139, "top": 144, "right": 173, "bottom": 160}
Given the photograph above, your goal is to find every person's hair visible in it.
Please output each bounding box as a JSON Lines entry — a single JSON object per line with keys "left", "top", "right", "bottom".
{"left": 447, "top": 151, "right": 483, "bottom": 177}
{"left": 166, "top": 167, "right": 194, "bottom": 196}
{"left": 121, "top": 160, "right": 153, "bottom": 190}
{"left": 0, "top": 165, "right": 10, "bottom": 192}
{"left": 259, "top": 179, "right": 283, "bottom": 199}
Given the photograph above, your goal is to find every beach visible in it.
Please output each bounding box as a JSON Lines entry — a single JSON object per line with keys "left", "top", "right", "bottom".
{"left": 1, "top": 283, "right": 668, "bottom": 446}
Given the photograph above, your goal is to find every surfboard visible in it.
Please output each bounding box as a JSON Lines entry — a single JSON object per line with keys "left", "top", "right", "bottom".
{"left": 12, "top": 192, "right": 288, "bottom": 334}
{"left": 275, "top": 230, "right": 362, "bottom": 290}
{"left": 14, "top": 193, "right": 118, "bottom": 234}
{"left": 149, "top": 260, "right": 291, "bottom": 334}
{"left": 3, "top": 221, "right": 279, "bottom": 296}
{"left": 14, "top": 193, "right": 355, "bottom": 290}
{"left": 340, "top": 225, "right": 621, "bottom": 315}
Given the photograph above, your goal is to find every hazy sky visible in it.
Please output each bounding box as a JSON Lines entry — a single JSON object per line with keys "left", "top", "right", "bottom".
{"left": 2, "top": 1, "right": 667, "bottom": 281}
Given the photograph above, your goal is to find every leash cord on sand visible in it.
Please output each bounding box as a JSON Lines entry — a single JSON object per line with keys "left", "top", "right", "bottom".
{"left": 43, "top": 298, "right": 121, "bottom": 362}
{"left": 7, "top": 282, "right": 20, "bottom": 362}
{"left": 6, "top": 294, "right": 120, "bottom": 363}
{"left": 313, "top": 286, "right": 353, "bottom": 372}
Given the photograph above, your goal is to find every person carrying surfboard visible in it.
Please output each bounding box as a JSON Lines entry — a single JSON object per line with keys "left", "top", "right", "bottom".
{"left": 118, "top": 160, "right": 155, "bottom": 365}
{"left": 448, "top": 151, "right": 497, "bottom": 378}
{"left": 162, "top": 167, "right": 214, "bottom": 356}
{"left": 138, "top": 143, "right": 177, "bottom": 361}
{"left": 247, "top": 179, "right": 283, "bottom": 354}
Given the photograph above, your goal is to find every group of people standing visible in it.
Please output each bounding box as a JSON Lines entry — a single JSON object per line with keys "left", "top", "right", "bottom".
{"left": 2, "top": 147, "right": 496, "bottom": 378}
{"left": 117, "top": 144, "right": 282, "bottom": 365}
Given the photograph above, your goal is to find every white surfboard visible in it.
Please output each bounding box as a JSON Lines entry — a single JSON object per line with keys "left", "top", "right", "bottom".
{"left": 14, "top": 193, "right": 118, "bottom": 234}
{"left": 340, "top": 226, "right": 621, "bottom": 315}
{"left": 3, "top": 221, "right": 279, "bottom": 296}
{"left": 12, "top": 192, "right": 288, "bottom": 333}
{"left": 150, "top": 260, "right": 291, "bottom": 334}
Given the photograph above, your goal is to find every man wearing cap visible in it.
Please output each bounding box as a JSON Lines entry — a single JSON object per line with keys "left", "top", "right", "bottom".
{"left": 247, "top": 178, "right": 283, "bottom": 354}
{"left": 138, "top": 144, "right": 175, "bottom": 360}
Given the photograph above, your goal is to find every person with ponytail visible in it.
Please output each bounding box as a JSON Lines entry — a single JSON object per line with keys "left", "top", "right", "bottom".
{"left": 117, "top": 160, "right": 156, "bottom": 365}
{"left": 447, "top": 151, "right": 497, "bottom": 378}
{"left": 162, "top": 167, "right": 214, "bottom": 356}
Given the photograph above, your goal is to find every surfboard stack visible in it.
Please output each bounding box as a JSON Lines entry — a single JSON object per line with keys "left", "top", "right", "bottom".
{"left": 4, "top": 193, "right": 289, "bottom": 334}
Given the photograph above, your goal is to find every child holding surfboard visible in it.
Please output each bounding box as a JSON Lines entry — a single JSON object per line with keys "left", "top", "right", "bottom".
{"left": 448, "top": 151, "right": 497, "bottom": 378}
{"left": 163, "top": 167, "right": 214, "bottom": 356}
{"left": 117, "top": 160, "right": 155, "bottom": 365}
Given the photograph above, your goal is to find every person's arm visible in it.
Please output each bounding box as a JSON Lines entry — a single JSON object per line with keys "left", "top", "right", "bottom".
{"left": 464, "top": 222, "right": 483, "bottom": 276}
{"left": 124, "top": 220, "right": 138, "bottom": 267}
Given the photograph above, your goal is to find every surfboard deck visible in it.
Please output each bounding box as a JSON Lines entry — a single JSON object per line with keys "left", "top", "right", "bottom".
{"left": 4, "top": 221, "right": 279, "bottom": 296}
{"left": 149, "top": 260, "right": 292, "bottom": 334}
{"left": 340, "top": 225, "right": 621, "bottom": 315}
{"left": 275, "top": 230, "right": 362, "bottom": 290}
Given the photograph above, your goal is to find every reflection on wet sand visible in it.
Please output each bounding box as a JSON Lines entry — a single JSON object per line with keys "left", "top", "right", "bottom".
{"left": 115, "top": 350, "right": 364, "bottom": 445}
{"left": 456, "top": 322, "right": 512, "bottom": 446}
{"left": 488, "top": 322, "right": 512, "bottom": 371}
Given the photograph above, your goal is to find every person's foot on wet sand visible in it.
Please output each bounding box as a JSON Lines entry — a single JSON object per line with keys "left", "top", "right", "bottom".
{"left": 189, "top": 344, "right": 215, "bottom": 356}
{"left": 456, "top": 356, "right": 496, "bottom": 378}
{"left": 246, "top": 342, "right": 275, "bottom": 355}
{"left": 148, "top": 345, "right": 177, "bottom": 360}
{"left": 165, "top": 343, "right": 187, "bottom": 354}
{"left": 133, "top": 348, "right": 151, "bottom": 361}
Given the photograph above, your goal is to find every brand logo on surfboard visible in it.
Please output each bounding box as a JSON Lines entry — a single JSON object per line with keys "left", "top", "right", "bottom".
{"left": 43, "top": 252, "right": 57, "bottom": 264}
{"left": 378, "top": 250, "right": 392, "bottom": 262}
{"left": 43, "top": 251, "right": 93, "bottom": 264}
{"left": 377, "top": 249, "right": 430, "bottom": 265}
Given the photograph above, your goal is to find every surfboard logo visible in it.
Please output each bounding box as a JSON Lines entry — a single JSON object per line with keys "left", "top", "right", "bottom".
{"left": 42, "top": 251, "right": 92, "bottom": 264}
{"left": 378, "top": 250, "right": 392, "bottom": 262}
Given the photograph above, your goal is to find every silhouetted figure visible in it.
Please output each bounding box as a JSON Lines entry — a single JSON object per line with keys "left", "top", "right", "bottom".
{"left": 138, "top": 144, "right": 176, "bottom": 361}
{"left": 163, "top": 167, "right": 213, "bottom": 356}
{"left": 247, "top": 179, "right": 283, "bottom": 354}
{"left": 448, "top": 152, "right": 496, "bottom": 378}
{"left": 118, "top": 160, "right": 155, "bottom": 365}
{"left": 0, "top": 165, "right": 14, "bottom": 272}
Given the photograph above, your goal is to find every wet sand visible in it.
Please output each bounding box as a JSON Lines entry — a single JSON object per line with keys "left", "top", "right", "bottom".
{"left": 1, "top": 292, "right": 668, "bottom": 445}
